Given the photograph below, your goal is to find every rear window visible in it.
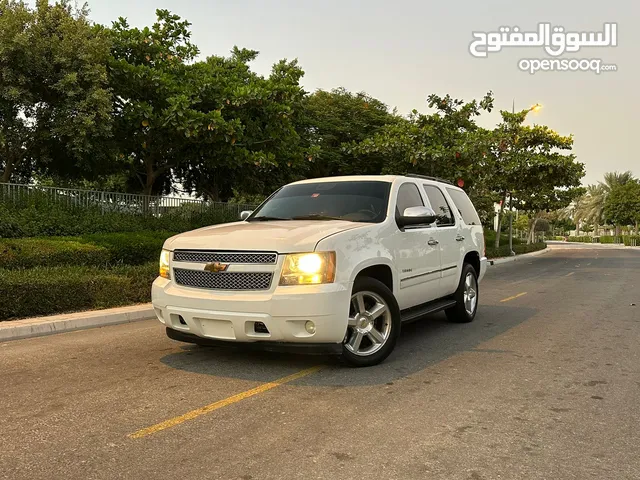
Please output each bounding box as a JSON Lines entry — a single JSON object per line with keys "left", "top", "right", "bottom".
{"left": 446, "top": 188, "right": 482, "bottom": 226}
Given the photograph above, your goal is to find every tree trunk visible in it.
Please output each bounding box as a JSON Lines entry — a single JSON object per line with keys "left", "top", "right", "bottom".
{"left": 1, "top": 156, "right": 15, "bottom": 183}
{"left": 635, "top": 221, "right": 638, "bottom": 236}
{"left": 528, "top": 217, "right": 539, "bottom": 245}
{"left": 494, "top": 193, "right": 508, "bottom": 249}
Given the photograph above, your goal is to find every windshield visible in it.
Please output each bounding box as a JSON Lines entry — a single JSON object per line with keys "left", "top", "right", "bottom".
{"left": 248, "top": 181, "right": 391, "bottom": 223}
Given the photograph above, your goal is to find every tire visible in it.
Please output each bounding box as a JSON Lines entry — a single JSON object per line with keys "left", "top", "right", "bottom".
{"left": 341, "top": 277, "right": 401, "bottom": 367}
{"left": 445, "top": 263, "right": 479, "bottom": 323}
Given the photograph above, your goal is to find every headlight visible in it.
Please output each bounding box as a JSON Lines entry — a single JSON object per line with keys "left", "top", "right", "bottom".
{"left": 279, "top": 252, "right": 336, "bottom": 286}
{"left": 159, "top": 249, "right": 171, "bottom": 279}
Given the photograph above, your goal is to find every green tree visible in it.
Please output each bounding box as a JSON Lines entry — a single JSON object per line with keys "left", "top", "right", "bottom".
{"left": 604, "top": 180, "right": 640, "bottom": 234}
{"left": 0, "top": 0, "right": 112, "bottom": 183}
{"left": 489, "top": 109, "right": 585, "bottom": 246}
{"left": 176, "top": 49, "right": 308, "bottom": 201}
{"left": 108, "top": 9, "right": 203, "bottom": 196}
{"left": 298, "top": 88, "right": 398, "bottom": 178}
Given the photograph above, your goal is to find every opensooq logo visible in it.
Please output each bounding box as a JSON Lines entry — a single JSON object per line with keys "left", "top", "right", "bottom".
{"left": 469, "top": 23, "right": 618, "bottom": 58}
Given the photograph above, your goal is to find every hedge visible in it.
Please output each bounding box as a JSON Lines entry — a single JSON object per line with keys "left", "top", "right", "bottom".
{"left": 483, "top": 229, "right": 522, "bottom": 246}
{"left": 0, "top": 231, "right": 174, "bottom": 269}
{"left": 623, "top": 236, "right": 640, "bottom": 246}
{"left": 0, "top": 262, "right": 157, "bottom": 320}
{"left": 0, "top": 200, "right": 241, "bottom": 238}
{"left": 485, "top": 242, "right": 546, "bottom": 259}
{"left": 567, "top": 236, "right": 593, "bottom": 243}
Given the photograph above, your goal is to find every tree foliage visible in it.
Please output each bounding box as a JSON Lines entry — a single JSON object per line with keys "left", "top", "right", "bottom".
{"left": 604, "top": 180, "right": 640, "bottom": 228}
{"left": 0, "top": 0, "right": 112, "bottom": 182}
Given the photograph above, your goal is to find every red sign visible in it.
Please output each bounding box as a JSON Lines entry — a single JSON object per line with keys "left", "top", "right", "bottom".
{"left": 457, "top": 179, "right": 464, "bottom": 187}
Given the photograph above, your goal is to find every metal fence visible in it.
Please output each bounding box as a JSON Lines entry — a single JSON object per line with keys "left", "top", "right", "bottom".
{"left": 0, "top": 182, "right": 257, "bottom": 219}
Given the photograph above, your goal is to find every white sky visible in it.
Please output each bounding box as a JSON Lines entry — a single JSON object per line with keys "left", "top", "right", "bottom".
{"left": 86, "top": 0, "right": 640, "bottom": 186}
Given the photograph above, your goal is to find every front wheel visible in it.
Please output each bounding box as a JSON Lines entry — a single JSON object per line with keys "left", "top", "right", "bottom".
{"left": 341, "top": 277, "right": 401, "bottom": 367}
{"left": 445, "top": 264, "right": 479, "bottom": 323}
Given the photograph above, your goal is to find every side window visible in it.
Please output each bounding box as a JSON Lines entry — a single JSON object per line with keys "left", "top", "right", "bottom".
{"left": 396, "top": 183, "right": 424, "bottom": 216}
{"left": 423, "top": 185, "right": 455, "bottom": 226}
{"left": 446, "top": 188, "right": 482, "bottom": 226}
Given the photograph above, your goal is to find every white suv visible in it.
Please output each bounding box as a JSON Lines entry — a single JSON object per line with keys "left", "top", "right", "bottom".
{"left": 152, "top": 175, "right": 487, "bottom": 366}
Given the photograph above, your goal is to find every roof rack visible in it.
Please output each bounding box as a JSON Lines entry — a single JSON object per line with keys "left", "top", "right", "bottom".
{"left": 405, "top": 174, "right": 454, "bottom": 185}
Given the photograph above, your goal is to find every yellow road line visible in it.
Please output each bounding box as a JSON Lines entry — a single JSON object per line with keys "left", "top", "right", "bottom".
{"left": 128, "top": 365, "right": 324, "bottom": 439}
{"left": 565, "top": 272, "right": 575, "bottom": 277}
{"left": 500, "top": 292, "right": 527, "bottom": 303}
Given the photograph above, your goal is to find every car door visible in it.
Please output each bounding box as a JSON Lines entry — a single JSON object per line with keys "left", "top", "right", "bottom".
{"left": 393, "top": 182, "right": 442, "bottom": 309}
{"left": 422, "top": 184, "right": 463, "bottom": 297}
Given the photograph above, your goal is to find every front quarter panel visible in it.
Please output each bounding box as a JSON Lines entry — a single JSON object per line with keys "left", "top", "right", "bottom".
{"left": 314, "top": 223, "right": 398, "bottom": 291}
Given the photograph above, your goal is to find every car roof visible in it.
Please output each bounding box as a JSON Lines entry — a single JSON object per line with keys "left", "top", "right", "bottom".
{"left": 288, "top": 175, "right": 463, "bottom": 190}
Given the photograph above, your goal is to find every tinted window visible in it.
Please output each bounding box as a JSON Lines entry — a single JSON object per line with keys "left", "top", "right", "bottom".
{"left": 423, "top": 185, "right": 455, "bottom": 226}
{"left": 446, "top": 188, "right": 482, "bottom": 225}
{"left": 248, "top": 181, "right": 391, "bottom": 223}
{"left": 396, "top": 183, "right": 424, "bottom": 216}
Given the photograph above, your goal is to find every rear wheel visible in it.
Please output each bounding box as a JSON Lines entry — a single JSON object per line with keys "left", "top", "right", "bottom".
{"left": 341, "top": 277, "right": 401, "bottom": 367}
{"left": 445, "top": 264, "right": 479, "bottom": 323}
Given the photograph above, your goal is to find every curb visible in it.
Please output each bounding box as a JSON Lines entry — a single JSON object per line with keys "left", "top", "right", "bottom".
{"left": 0, "top": 303, "right": 154, "bottom": 342}
{"left": 488, "top": 247, "right": 551, "bottom": 266}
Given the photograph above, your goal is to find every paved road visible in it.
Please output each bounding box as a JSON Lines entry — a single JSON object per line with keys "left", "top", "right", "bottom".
{"left": 1, "top": 246, "right": 639, "bottom": 480}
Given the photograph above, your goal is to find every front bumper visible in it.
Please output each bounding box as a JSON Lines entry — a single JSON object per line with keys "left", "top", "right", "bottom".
{"left": 165, "top": 328, "right": 343, "bottom": 355}
{"left": 152, "top": 277, "right": 352, "bottom": 345}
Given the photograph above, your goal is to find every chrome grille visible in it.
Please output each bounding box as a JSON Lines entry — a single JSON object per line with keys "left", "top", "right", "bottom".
{"left": 173, "top": 269, "right": 273, "bottom": 291}
{"left": 173, "top": 251, "right": 277, "bottom": 264}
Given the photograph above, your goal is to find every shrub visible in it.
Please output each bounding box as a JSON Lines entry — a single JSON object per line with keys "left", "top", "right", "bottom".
{"left": 567, "top": 236, "right": 593, "bottom": 243}
{"left": 0, "top": 262, "right": 157, "bottom": 320}
{"left": 622, "top": 236, "right": 640, "bottom": 247}
{"left": 486, "top": 242, "right": 546, "bottom": 259}
{"left": 0, "top": 238, "right": 111, "bottom": 269}
{"left": 600, "top": 235, "right": 621, "bottom": 243}
{"left": 79, "top": 231, "right": 174, "bottom": 265}
{"left": 0, "top": 199, "right": 245, "bottom": 238}
{"left": 0, "top": 231, "right": 174, "bottom": 269}
{"left": 483, "top": 229, "right": 522, "bottom": 247}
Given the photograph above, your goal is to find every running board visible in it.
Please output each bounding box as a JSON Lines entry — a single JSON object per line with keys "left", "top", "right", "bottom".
{"left": 400, "top": 298, "right": 457, "bottom": 324}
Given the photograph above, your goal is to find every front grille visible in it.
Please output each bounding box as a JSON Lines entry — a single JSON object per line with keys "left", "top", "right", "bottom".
{"left": 173, "top": 268, "right": 273, "bottom": 291}
{"left": 173, "top": 251, "right": 277, "bottom": 264}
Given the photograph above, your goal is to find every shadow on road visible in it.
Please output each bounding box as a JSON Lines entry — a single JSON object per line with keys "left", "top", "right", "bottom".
{"left": 159, "top": 303, "right": 537, "bottom": 386}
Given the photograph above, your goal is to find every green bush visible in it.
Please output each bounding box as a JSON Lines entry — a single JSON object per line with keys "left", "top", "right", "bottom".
{"left": 0, "top": 238, "right": 111, "bottom": 269}
{"left": 79, "top": 231, "right": 174, "bottom": 265}
{"left": 0, "top": 262, "right": 157, "bottom": 320}
{"left": 599, "top": 236, "right": 622, "bottom": 244}
{"left": 0, "top": 200, "right": 243, "bottom": 238}
{"left": 0, "top": 231, "right": 174, "bottom": 269}
{"left": 486, "top": 242, "right": 546, "bottom": 259}
{"left": 483, "top": 229, "right": 522, "bottom": 247}
{"left": 622, "top": 236, "right": 640, "bottom": 247}
{"left": 567, "top": 236, "right": 593, "bottom": 243}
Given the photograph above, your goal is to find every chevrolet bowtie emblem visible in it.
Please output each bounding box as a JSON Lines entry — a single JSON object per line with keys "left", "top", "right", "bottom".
{"left": 204, "top": 262, "right": 229, "bottom": 273}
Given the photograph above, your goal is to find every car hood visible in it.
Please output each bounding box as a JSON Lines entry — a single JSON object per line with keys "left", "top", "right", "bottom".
{"left": 163, "top": 220, "right": 368, "bottom": 253}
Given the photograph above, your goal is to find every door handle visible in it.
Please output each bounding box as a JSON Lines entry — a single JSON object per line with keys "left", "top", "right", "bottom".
{"left": 456, "top": 235, "right": 465, "bottom": 242}
{"left": 428, "top": 239, "right": 439, "bottom": 246}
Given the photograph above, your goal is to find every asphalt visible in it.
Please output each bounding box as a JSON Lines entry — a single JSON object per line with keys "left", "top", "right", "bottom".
{"left": 1, "top": 245, "right": 639, "bottom": 480}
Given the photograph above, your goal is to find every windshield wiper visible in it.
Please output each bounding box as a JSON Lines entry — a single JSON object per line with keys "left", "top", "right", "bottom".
{"left": 291, "top": 214, "right": 345, "bottom": 221}
{"left": 247, "top": 216, "right": 291, "bottom": 222}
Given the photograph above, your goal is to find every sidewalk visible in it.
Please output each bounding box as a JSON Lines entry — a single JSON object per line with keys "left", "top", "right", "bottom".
{"left": 0, "top": 303, "right": 154, "bottom": 342}
{"left": 487, "top": 246, "right": 551, "bottom": 266}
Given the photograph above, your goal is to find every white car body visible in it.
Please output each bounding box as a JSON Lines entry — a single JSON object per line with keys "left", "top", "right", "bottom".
{"left": 152, "top": 175, "right": 487, "bottom": 360}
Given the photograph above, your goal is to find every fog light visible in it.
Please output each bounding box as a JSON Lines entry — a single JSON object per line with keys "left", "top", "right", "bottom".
{"left": 305, "top": 321, "right": 316, "bottom": 334}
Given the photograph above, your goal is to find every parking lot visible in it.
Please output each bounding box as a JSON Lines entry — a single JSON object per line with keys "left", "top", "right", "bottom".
{"left": 2, "top": 245, "right": 639, "bottom": 480}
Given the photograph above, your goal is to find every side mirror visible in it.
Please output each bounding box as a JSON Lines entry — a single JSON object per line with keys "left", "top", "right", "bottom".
{"left": 397, "top": 206, "right": 437, "bottom": 228}
{"left": 240, "top": 210, "right": 253, "bottom": 221}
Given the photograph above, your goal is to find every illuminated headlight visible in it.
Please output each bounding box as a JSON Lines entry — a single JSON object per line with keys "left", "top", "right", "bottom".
{"left": 279, "top": 252, "right": 336, "bottom": 286}
{"left": 159, "top": 249, "right": 171, "bottom": 279}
